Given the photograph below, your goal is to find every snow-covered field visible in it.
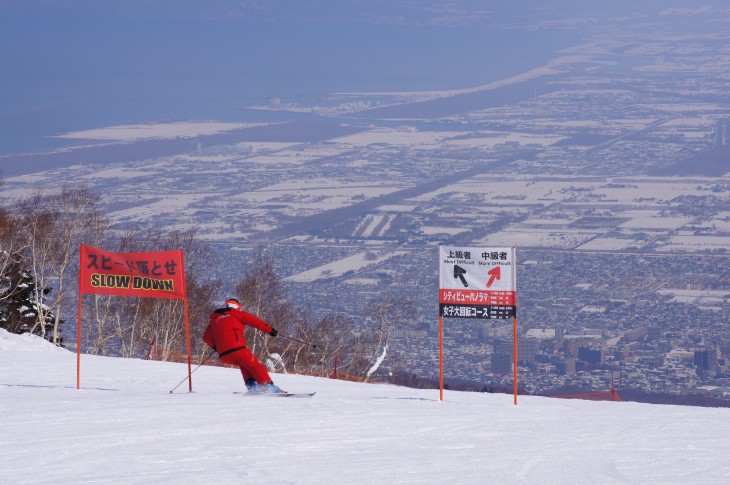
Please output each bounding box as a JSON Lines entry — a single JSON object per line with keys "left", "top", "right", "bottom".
{"left": 2, "top": 329, "right": 730, "bottom": 484}
{"left": 55, "top": 121, "right": 261, "bottom": 141}
{"left": 335, "top": 126, "right": 563, "bottom": 150}
{"left": 477, "top": 228, "right": 599, "bottom": 249}
{"left": 284, "top": 250, "right": 407, "bottom": 283}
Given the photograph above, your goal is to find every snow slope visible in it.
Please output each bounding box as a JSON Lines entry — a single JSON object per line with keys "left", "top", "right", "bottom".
{"left": 2, "top": 329, "right": 729, "bottom": 484}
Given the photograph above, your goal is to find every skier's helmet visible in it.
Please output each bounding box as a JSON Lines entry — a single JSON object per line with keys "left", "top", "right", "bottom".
{"left": 225, "top": 298, "right": 242, "bottom": 311}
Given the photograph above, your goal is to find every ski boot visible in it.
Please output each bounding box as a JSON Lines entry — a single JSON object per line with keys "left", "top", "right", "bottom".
{"left": 261, "top": 382, "right": 285, "bottom": 394}
{"left": 245, "top": 378, "right": 260, "bottom": 393}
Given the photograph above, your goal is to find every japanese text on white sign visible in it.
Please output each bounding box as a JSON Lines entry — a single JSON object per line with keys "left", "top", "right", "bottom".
{"left": 438, "top": 245, "right": 516, "bottom": 319}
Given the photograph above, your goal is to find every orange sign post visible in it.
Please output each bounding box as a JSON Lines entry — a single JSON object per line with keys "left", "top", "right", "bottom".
{"left": 76, "top": 244, "right": 191, "bottom": 390}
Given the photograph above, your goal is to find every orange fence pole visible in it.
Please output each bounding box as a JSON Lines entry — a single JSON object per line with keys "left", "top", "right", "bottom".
{"left": 439, "top": 315, "right": 444, "bottom": 402}
{"left": 513, "top": 316, "right": 518, "bottom": 405}
{"left": 180, "top": 250, "right": 193, "bottom": 393}
{"left": 512, "top": 247, "right": 518, "bottom": 405}
{"left": 183, "top": 296, "right": 192, "bottom": 392}
{"left": 77, "top": 279, "right": 83, "bottom": 390}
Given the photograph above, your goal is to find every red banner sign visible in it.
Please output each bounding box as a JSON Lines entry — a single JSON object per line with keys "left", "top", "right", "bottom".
{"left": 79, "top": 244, "right": 186, "bottom": 300}
{"left": 439, "top": 289, "right": 516, "bottom": 306}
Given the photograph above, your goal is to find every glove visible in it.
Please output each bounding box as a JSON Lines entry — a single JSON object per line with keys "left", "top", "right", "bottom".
{"left": 269, "top": 328, "right": 278, "bottom": 337}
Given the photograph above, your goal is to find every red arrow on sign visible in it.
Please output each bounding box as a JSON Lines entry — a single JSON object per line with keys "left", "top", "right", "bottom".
{"left": 486, "top": 266, "right": 501, "bottom": 288}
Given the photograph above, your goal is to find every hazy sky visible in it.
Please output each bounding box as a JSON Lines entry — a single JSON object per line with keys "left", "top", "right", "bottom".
{"left": 0, "top": 1, "right": 575, "bottom": 95}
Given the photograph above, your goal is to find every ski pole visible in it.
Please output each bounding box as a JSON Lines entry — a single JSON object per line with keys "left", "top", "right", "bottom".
{"left": 277, "top": 332, "right": 317, "bottom": 349}
{"left": 169, "top": 353, "right": 213, "bottom": 393}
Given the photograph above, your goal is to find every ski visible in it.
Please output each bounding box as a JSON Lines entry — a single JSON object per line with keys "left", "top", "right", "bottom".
{"left": 234, "top": 391, "right": 316, "bottom": 398}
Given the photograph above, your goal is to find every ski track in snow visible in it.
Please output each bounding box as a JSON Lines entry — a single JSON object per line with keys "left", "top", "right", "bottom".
{"left": 1, "top": 329, "right": 730, "bottom": 484}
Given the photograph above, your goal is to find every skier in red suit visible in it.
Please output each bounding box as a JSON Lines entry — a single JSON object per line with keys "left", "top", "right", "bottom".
{"left": 203, "top": 298, "right": 284, "bottom": 393}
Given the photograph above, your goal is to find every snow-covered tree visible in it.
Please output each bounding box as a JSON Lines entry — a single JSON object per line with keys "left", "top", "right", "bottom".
{"left": 0, "top": 188, "right": 26, "bottom": 309}
{"left": 0, "top": 251, "right": 60, "bottom": 343}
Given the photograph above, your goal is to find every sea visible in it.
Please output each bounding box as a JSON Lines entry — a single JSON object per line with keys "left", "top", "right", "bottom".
{"left": 0, "top": 11, "right": 580, "bottom": 157}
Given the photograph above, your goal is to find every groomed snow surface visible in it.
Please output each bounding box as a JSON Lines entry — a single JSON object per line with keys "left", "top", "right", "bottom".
{"left": 2, "top": 329, "right": 730, "bottom": 484}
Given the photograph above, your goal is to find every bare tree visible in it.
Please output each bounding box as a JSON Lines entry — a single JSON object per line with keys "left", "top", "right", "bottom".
{"left": 49, "top": 186, "right": 108, "bottom": 345}
{"left": 360, "top": 296, "right": 416, "bottom": 381}
{"left": 16, "top": 186, "right": 108, "bottom": 344}
{"left": 235, "top": 248, "right": 286, "bottom": 320}
{"left": 136, "top": 298, "right": 185, "bottom": 359}
{"left": 288, "top": 311, "right": 369, "bottom": 378}
{"left": 82, "top": 230, "right": 140, "bottom": 355}
{"left": 234, "top": 247, "right": 295, "bottom": 357}
{"left": 86, "top": 294, "right": 124, "bottom": 355}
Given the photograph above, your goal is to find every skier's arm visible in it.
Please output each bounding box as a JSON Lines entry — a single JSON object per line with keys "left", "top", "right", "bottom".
{"left": 203, "top": 324, "right": 216, "bottom": 352}
{"left": 236, "top": 310, "right": 274, "bottom": 334}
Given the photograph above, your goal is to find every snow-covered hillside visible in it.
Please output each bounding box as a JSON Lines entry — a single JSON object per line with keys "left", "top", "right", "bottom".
{"left": 2, "top": 329, "right": 729, "bottom": 484}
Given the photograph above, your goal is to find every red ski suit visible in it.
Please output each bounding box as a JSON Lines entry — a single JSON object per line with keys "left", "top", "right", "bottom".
{"left": 203, "top": 306, "right": 274, "bottom": 385}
